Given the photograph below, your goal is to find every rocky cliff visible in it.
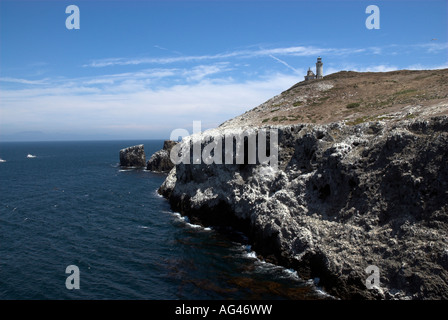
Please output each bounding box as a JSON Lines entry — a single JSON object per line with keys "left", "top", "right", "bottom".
{"left": 119, "top": 144, "right": 146, "bottom": 167}
{"left": 146, "top": 140, "right": 178, "bottom": 172}
{"left": 158, "top": 69, "right": 448, "bottom": 299}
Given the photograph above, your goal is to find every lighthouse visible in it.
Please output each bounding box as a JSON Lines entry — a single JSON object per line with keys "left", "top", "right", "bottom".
{"left": 304, "top": 57, "right": 324, "bottom": 81}
{"left": 316, "top": 57, "right": 323, "bottom": 79}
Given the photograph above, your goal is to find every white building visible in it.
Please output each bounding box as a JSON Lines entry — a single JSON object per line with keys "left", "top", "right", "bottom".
{"left": 304, "top": 57, "right": 323, "bottom": 81}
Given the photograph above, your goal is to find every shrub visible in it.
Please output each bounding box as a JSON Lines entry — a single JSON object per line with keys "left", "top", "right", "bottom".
{"left": 346, "top": 102, "right": 360, "bottom": 109}
{"left": 395, "top": 89, "right": 417, "bottom": 96}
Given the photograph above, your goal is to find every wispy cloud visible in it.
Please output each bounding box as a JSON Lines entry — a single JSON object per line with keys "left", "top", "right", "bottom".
{"left": 415, "top": 41, "right": 448, "bottom": 53}
{"left": 0, "top": 77, "right": 49, "bottom": 85}
{"left": 0, "top": 71, "right": 299, "bottom": 138}
{"left": 154, "top": 45, "right": 183, "bottom": 56}
{"left": 325, "top": 64, "right": 398, "bottom": 75}
{"left": 2, "top": 40, "right": 446, "bottom": 140}
{"left": 83, "top": 53, "right": 237, "bottom": 67}
{"left": 407, "top": 62, "right": 448, "bottom": 70}
{"left": 182, "top": 63, "right": 232, "bottom": 82}
{"left": 83, "top": 45, "right": 368, "bottom": 68}
{"left": 83, "top": 42, "right": 443, "bottom": 69}
{"left": 1, "top": 65, "right": 232, "bottom": 94}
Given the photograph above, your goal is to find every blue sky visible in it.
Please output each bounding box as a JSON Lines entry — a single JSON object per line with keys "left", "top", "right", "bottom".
{"left": 0, "top": 0, "right": 447, "bottom": 141}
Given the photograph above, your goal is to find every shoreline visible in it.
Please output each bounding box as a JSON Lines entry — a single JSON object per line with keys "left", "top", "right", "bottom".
{"left": 157, "top": 115, "right": 448, "bottom": 300}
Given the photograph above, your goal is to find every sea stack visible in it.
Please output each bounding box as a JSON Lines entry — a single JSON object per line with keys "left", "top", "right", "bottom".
{"left": 119, "top": 144, "right": 146, "bottom": 167}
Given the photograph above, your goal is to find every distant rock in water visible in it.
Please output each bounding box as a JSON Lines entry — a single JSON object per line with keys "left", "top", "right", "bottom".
{"left": 119, "top": 144, "right": 146, "bottom": 167}
{"left": 146, "top": 140, "right": 178, "bottom": 173}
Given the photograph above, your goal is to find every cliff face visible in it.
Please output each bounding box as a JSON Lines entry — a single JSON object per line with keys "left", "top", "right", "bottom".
{"left": 158, "top": 69, "right": 448, "bottom": 299}
{"left": 159, "top": 116, "right": 448, "bottom": 299}
{"left": 146, "top": 140, "right": 178, "bottom": 172}
{"left": 119, "top": 144, "right": 146, "bottom": 167}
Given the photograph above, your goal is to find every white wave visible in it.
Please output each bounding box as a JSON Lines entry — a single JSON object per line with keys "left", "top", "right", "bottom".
{"left": 240, "top": 246, "right": 302, "bottom": 282}
{"left": 172, "top": 212, "right": 182, "bottom": 218}
{"left": 246, "top": 251, "right": 257, "bottom": 259}
{"left": 186, "top": 222, "right": 202, "bottom": 229}
{"left": 242, "top": 248, "right": 335, "bottom": 298}
{"left": 169, "top": 211, "right": 213, "bottom": 231}
{"left": 0, "top": 159, "right": 6, "bottom": 163}
{"left": 283, "top": 268, "right": 300, "bottom": 280}
{"left": 26, "top": 154, "right": 36, "bottom": 158}
{"left": 254, "top": 260, "right": 300, "bottom": 281}
{"left": 304, "top": 277, "right": 335, "bottom": 298}
{"left": 155, "top": 189, "right": 163, "bottom": 197}
{"left": 240, "top": 244, "right": 258, "bottom": 259}
{"left": 118, "top": 169, "right": 132, "bottom": 172}
{"left": 314, "top": 287, "right": 335, "bottom": 299}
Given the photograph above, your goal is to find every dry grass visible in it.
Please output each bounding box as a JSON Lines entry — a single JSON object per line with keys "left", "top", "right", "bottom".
{"left": 220, "top": 69, "right": 448, "bottom": 128}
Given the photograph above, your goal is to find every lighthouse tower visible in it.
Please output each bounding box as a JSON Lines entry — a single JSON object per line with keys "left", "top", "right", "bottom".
{"left": 316, "top": 57, "right": 323, "bottom": 79}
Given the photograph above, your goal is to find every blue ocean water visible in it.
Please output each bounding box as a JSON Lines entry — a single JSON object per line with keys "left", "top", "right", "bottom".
{"left": 0, "top": 140, "right": 325, "bottom": 300}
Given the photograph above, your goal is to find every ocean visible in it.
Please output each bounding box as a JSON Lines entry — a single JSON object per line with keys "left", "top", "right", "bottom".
{"left": 0, "top": 140, "right": 326, "bottom": 300}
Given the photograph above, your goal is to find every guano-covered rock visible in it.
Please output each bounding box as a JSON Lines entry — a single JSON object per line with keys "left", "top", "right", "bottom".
{"left": 119, "top": 144, "right": 146, "bottom": 167}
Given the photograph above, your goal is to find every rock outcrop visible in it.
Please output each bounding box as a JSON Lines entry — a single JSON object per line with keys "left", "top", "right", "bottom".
{"left": 146, "top": 140, "right": 178, "bottom": 173}
{"left": 119, "top": 144, "right": 146, "bottom": 167}
{"left": 159, "top": 116, "right": 448, "bottom": 299}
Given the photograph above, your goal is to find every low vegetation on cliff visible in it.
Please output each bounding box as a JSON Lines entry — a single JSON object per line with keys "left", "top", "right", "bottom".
{"left": 221, "top": 69, "right": 448, "bottom": 129}
{"left": 159, "top": 69, "right": 448, "bottom": 299}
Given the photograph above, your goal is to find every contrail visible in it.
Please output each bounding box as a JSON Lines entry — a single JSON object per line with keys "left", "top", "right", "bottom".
{"left": 269, "top": 55, "right": 299, "bottom": 74}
